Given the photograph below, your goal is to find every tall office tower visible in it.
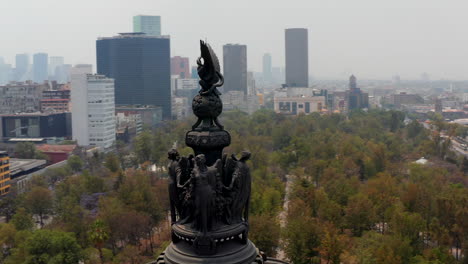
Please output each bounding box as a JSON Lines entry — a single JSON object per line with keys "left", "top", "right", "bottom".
{"left": 285, "top": 28, "right": 308, "bottom": 87}
{"left": 262, "top": 53, "right": 272, "bottom": 82}
{"left": 33, "top": 53, "right": 49, "bottom": 83}
{"left": 71, "top": 74, "right": 116, "bottom": 151}
{"left": 97, "top": 33, "right": 171, "bottom": 119}
{"left": 15, "top": 53, "right": 29, "bottom": 81}
{"left": 133, "top": 15, "right": 161, "bottom": 36}
{"left": 171, "top": 56, "right": 190, "bottom": 78}
{"left": 223, "top": 44, "right": 247, "bottom": 94}
{"left": 49, "top": 56, "right": 64, "bottom": 81}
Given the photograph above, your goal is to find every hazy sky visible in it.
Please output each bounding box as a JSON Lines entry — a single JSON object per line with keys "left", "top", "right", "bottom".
{"left": 1, "top": 0, "right": 468, "bottom": 80}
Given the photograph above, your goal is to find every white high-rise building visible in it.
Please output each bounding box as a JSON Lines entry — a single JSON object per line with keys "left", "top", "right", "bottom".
{"left": 71, "top": 74, "right": 116, "bottom": 151}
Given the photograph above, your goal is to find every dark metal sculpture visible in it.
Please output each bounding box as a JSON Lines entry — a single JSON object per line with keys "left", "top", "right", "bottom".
{"left": 191, "top": 40, "right": 225, "bottom": 131}
{"left": 156, "top": 41, "right": 270, "bottom": 264}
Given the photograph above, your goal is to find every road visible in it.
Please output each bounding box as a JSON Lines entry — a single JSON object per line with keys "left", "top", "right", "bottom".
{"left": 276, "top": 174, "right": 293, "bottom": 261}
{"left": 419, "top": 121, "right": 468, "bottom": 158}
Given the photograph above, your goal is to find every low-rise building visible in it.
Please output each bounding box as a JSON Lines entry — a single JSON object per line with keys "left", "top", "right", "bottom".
{"left": 0, "top": 112, "right": 71, "bottom": 140}
{"left": 40, "top": 88, "right": 71, "bottom": 113}
{"left": 274, "top": 95, "right": 326, "bottom": 115}
{"left": 0, "top": 81, "right": 49, "bottom": 114}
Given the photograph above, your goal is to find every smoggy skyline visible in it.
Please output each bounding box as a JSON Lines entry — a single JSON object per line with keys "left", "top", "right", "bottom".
{"left": 1, "top": 0, "right": 468, "bottom": 80}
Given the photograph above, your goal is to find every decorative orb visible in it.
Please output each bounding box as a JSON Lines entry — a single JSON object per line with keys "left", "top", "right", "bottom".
{"left": 192, "top": 94, "right": 222, "bottom": 118}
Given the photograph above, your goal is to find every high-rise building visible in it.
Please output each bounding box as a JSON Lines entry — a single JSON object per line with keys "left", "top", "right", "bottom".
{"left": 133, "top": 15, "right": 161, "bottom": 36}
{"left": 97, "top": 33, "right": 171, "bottom": 119}
{"left": 49, "top": 56, "right": 64, "bottom": 81}
{"left": 346, "top": 75, "right": 369, "bottom": 111}
{"left": 0, "top": 58, "right": 12, "bottom": 85}
{"left": 223, "top": 44, "right": 247, "bottom": 94}
{"left": 0, "top": 151, "right": 10, "bottom": 196}
{"left": 285, "top": 28, "right": 308, "bottom": 87}
{"left": 171, "top": 56, "right": 190, "bottom": 79}
{"left": 262, "top": 53, "right": 272, "bottom": 82}
{"left": 33, "top": 53, "right": 48, "bottom": 83}
{"left": 71, "top": 74, "right": 116, "bottom": 151}
{"left": 15, "top": 53, "right": 29, "bottom": 81}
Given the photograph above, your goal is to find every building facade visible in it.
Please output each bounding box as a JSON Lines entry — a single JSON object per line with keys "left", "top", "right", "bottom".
{"left": 133, "top": 15, "right": 161, "bottom": 36}
{"left": 274, "top": 96, "right": 326, "bottom": 115}
{"left": 71, "top": 74, "right": 116, "bottom": 151}
{"left": 171, "top": 56, "right": 190, "bottom": 79}
{"left": 285, "top": 28, "right": 308, "bottom": 87}
{"left": 40, "top": 89, "right": 71, "bottom": 113}
{"left": 33, "top": 53, "right": 48, "bottom": 83}
{"left": 0, "top": 151, "right": 10, "bottom": 196}
{"left": 223, "top": 44, "right": 247, "bottom": 94}
{"left": 0, "top": 81, "right": 49, "bottom": 114}
{"left": 96, "top": 33, "right": 171, "bottom": 119}
{"left": 0, "top": 112, "right": 71, "bottom": 140}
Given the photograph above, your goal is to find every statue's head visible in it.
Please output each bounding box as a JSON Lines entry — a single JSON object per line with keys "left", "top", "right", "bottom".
{"left": 168, "top": 149, "right": 180, "bottom": 161}
{"left": 194, "top": 154, "right": 206, "bottom": 166}
{"left": 240, "top": 151, "right": 251, "bottom": 161}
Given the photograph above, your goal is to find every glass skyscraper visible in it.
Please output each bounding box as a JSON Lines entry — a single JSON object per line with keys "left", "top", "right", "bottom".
{"left": 285, "top": 28, "right": 308, "bottom": 87}
{"left": 223, "top": 44, "right": 248, "bottom": 94}
{"left": 96, "top": 33, "right": 171, "bottom": 119}
{"left": 133, "top": 15, "right": 161, "bottom": 36}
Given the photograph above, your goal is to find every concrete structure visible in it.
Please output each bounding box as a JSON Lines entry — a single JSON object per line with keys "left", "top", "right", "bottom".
{"left": 285, "top": 28, "right": 308, "bottom": 87}
{"left": 116, "top": 112, "right": 142, "bottom": 143}
{"left": 0, "top": 151, "right": 10, "bottom": 196}
{"left": 40, "top": 88, "right": 71, "bottom": 113}
{"left": 274, "top": 95, "right": 325, "bottom": 115}
{"left": 171, "top": 56, "right": 190, "bottom": 78}
{"left": 97, "top": 33, "right": 171, "bottom": 119}
{"left": 115, "top": 106, "right": 163, "bottom": 128}
{"left": 0, "top": 81, "right": 49, "bottom": 114}
{"left": 172, "top": 96, "right": 190, "bottom": 119}
{"left": 0, "top": 112, "right": 71, "bottom": 140}
{"left": 71, "top": 74, "right": 116, "bottom": 151}
{"left": 133, "top": 15, "right": 161, "bottom": 36}
{"left": 223, "top": 44, "right": 247, "bottom": 94}
{"left": 388, "top": 92, "right": 425, "bottom": 108}
{"left": 33, "top": 53, "right": 48, "bottom": 83}
{"left": 222, "top": 91, "right": 260, "bottom": 114}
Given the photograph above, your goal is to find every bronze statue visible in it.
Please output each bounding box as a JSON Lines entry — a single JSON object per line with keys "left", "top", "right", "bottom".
{"left": 191, "top": 41, "right": 224, "bottom": 131}
{"left": 224, "top": 151, "right": 252, "bottom": 224}
{"left": 167, "top": 149, "right": 181, "bottom": 224}
{"left": 191, "top": 154, "right": 217, "bottom": 234}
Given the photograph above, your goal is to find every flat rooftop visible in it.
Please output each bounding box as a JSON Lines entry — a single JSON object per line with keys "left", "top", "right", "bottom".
{"left": 10, "top": 159, "right": 47, "bottom": 176}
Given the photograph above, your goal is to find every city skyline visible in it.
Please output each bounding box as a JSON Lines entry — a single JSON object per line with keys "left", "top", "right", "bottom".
{"left": 1, "top": 0, "right": 468, "bottom": 80}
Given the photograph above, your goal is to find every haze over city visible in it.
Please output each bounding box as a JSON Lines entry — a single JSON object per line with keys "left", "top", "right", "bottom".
{"left": 1, "top": 0, "right": 468, "bottom": 80}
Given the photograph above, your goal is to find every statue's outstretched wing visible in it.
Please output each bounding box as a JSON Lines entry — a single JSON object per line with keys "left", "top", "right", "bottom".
{"left": 177, "top": 156, "right": 191, "bottom": 186}
{"left": 223, "top": 155, "right": 237, "bottom": 186}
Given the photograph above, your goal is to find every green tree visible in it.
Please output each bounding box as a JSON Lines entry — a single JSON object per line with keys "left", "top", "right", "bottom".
{"left": 249, "top": 214, "right": 280, "bottom": 256}
{"left": 11, "top": 208, "right": 34, "bottom": 231}
{"left": 24, "top": 186, "right": 53, "bottom": 227}
{"left": 345, "top": 193, "right": 376, "bottom": 236}
{"left": 24, "top": 229, "right": 83, "bottom": 264}
{"left": 67, "top": 155, "right": 83, "bottom": 173}
{"left": 88, "top": 220, "right": 109, "bottom": 264}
